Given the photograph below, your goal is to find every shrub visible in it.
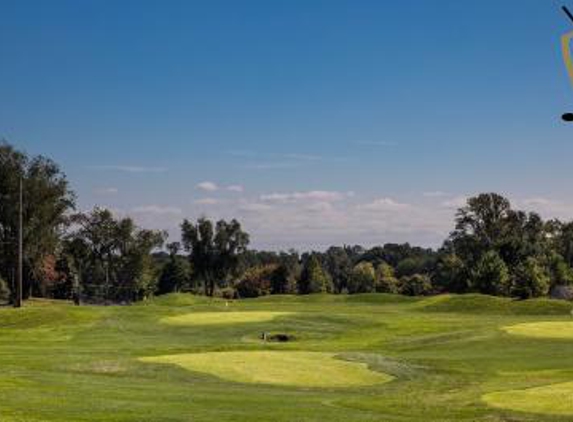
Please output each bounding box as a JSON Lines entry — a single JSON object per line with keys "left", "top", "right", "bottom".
{"left": 235, "top": 265, "right": 276, "bottom": 298}
{"left": 348, "top": 262, "right": 377, "bottom": 294}
{"left": 375, "top": 262, "right": 399, "bottom": 293}
{"left": 511, "top": 257, "right": 550, "bottom": 299}
{"left": 400, "top": 273, "right": 433, "bottom": 296}
{"left": 471, "top": 251, "right": 510, "bottom": 296}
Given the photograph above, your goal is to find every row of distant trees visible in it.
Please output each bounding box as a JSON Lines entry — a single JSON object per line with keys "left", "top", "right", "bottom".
{"left": 2, "top": 141, "right": 573, "bottom": 304}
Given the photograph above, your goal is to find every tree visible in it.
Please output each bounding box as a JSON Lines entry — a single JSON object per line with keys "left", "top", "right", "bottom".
{"left": 181, "top": 217, "right": 249, "bottom": 296}
{"left": 0, "top": 277, "right": 10, "bottom": 304}
{"left": 471, "top": 251, "right": 510, "bottom": 296}
{"left": 375, "top": 262, "right": 399, "bottom": 293}
{"left": 298, "top": 255, "right": 332, "bottom": 294}
{"left": 66, "top": 208, "right": 165, "bottom": 302}
{"left": 511, "top": 257, "right": 550, "bottom": 299}
{"left": 235, "top": 265, "right": 275, "bottom": 298}
{"left": 348, "top": 261, "right": 377, "bottom": 294}
{"left": 157, "top": 243, "right": 191, "bottom": 295}
{"left": 324, "top": 246, "right": 352, "bottom": 293}
{"left": 400, "top": 273, "right": 433, "bottom": 296}
{"left": 546, "top": 252, "right": 573, "bottom": 287}
{"left": 433, "top": 253, "right": 468, "bottom": 293}
{"left": 0, "top": 142, "right": 75, "bottom": 299}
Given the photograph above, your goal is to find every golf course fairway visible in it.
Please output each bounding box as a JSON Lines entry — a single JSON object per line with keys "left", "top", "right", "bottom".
{"left": 503, "top": 321, "right": 573, "bottom": 339}
{"left": 3, "top": 293, "right": 573, "bottom": 421}
{"left": 162, "top": 311, "right": 294, "bottom": 326}
{"left": 140, "top": 351, "right": 393, "bottom": 388}
{"left": 483, "top": 381, "right": 573, "bottom": 415}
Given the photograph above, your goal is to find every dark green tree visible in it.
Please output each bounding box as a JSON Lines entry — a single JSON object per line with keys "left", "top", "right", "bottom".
{"left": 157, "top": 242, "right": 191, "bottom": 295}
{"left": 471, "top": 251, "right": 510, "bottom": 296}
{"left": 298, "top": 255, "right": 332, "bottom": 294}
{"left": 181, "top": 217, "right": 249, "bottom": 296}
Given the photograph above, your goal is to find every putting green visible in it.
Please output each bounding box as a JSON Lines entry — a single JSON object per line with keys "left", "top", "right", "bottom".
{"left": 140, "top": 351, "right": 393, "bottom": 388}
{"left": 503, "top": 321, "right": 573, "bottom": 339}
{"left": 483, "top": 381, "right": 573, "bottom": 415}
{"left": 162, "top": 311, "right": 293, "bottom": 326}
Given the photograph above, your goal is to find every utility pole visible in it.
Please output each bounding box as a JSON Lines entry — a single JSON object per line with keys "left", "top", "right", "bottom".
{"left": 14, "top": 176, "right": 22, "bottom": 308}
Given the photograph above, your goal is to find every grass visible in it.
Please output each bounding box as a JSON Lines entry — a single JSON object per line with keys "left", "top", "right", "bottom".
{"left": 140, "top": 351, "right": 393, "bottom": 387}
{"left": 161, "top": 311, "right": 294, "bottom": 326}
{"left": 483, "top": 381, "right": 573, "bottom": 415}
{"left": 503, "top": 321, "right": 573, "bottom": 339}
{"left": 1, "top": 293, "right": 573, "bottom": 421}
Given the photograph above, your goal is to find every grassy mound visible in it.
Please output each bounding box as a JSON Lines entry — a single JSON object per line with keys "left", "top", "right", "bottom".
{"left": 161, "top": 311, "right": 294, "bottom": 326}
{"left": 483, "top": 381, "right": 573, "bottom": 415}
{"left": 503, "top": 321, "right": 573, "bottom": 339}
{"left": 140, "top": 351, "right": 393, "bottom": 388}
{"left": 418, "top": 294, "right": 572, "bottom": 315}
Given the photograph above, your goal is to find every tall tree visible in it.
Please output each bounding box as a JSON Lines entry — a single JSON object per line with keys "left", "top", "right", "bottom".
{"left": 0, "top": 142, "right": 75, "bottom": 300}
{"left": 181, "top": 217, "right": 249, "bottom": 296}
{"left": 298, "top": 254, "right": 332, "bottom": 294}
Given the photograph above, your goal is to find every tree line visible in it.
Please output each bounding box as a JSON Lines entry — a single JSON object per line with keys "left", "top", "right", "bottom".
{"left": 2, "top": 141, "right": 573, "bottom": 304}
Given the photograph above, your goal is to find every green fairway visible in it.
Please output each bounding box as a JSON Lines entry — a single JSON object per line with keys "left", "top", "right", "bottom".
{"left": 162, "top": 311, "right": 293, "bottom": 326}
{"left": 141, "top": 351, "right": 393, "bottom": 387}
{"left": 3, "top": 293, "right": 573, "bottom": 421}
{"left": 503, "top": 321, "right": 573, "bottom": 339}
{"left": 483, "top": 381, "right": 573, "bottom": 415}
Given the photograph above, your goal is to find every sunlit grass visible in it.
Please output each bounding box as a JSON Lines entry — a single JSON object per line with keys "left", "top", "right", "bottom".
{"left": 140, "top": 351, "right": 393, "bottom": 388}
{"left": 503, "top": 321, "right": 573, "bottom": 339}
{"left": 161, "top": 311, "right": 294, "bottom": 326}
{"left": 483, "top": 381, "right": 573, "bottom": 415}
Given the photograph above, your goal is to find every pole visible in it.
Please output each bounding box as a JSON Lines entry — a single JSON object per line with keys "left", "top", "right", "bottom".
{"left": 564, "top": 6, "right": 573, "bottom": 24}
{"left": 14, "top": 176, "right": 22, "bottom": 308}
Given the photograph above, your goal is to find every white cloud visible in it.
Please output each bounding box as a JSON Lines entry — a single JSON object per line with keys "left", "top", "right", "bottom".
{"left": 521, "top": 197, "right": 555, "bottom": 207}
{"left": 88, "top": 165, "right": 167, "bottom": 173}
{"left": 358, "top": 197, "right": 410, "bottom": 212}
{"left": 260, "top": 190, "right": 349, "bottom": 203}
{"left": 196, "top": 181, "right": 219, "bottom": 192}
{"left": 194, "top": 198, "right": 220, "bottom": 205}
{"left": 131, "top": 205, "right": 182, "bottom": 215}
{"left": 227, "top": 184, "right": 244, "bottom": 193}
{"left": 441, "top": 196, "right": 468, "bottom": 209}
{"left": 239, "top": 202, "right": 273, "bottom": 213}
{"left": 94, "top": 187, "right": 119, "bottom": 195}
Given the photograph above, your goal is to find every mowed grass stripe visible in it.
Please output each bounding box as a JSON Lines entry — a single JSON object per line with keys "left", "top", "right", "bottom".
{"left": 140, "top": 351, "right": 394, "bottom": 388}
{"left": 503, "top": 321, "right": 573, "bottom": 339}
{"left": 162, "top": 311, "right": 294, "bottom": 326}
{"left": 483, "top": 381, "right": 573, "bottom": 415}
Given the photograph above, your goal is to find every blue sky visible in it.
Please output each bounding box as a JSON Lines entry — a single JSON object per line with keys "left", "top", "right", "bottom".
{"left": 1, "top": 0, "right": 573, "bottom": 250}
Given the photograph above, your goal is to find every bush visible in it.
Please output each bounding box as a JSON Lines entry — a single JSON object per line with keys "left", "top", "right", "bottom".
{"left": 348, "top": 262, "right": 377, "bottom": 294}
{"left": 375, "top": 262, "right": 399, "bottom": 293}
{"left": 511, "top": 257, "right": 550, "bottom": 299}
{"left": 235, "top": 265, "right": 276, "bottom": 298}
{"left": 298, "top": 256, "right": 333, "bottom": 294}
{"left": 215, "top": 286, "right": 236, "bottom": 300}
{"left": 471, "top": 251, "right": 510, "bottom": 296}
{"left": 400, "top": 273, "right": 433, "bottom": 296}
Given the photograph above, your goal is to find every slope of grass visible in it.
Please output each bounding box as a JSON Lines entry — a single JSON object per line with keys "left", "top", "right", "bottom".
{"left": 503, "top": 321, "right": 573, "bottom": 339}
{"left": 141, "top": 351, "right": 393, "bottom": 387}
{"left": 483, "top": 381, "right": 573, "bottom": 415}
{"left": 162, "top": 311, "right": 294, "bottom": 326}
{"left": 417, "top": 293, "right": 572, "bottom": 315}
{"left": 1, "top": 293, "right": 573, "bottom": 421}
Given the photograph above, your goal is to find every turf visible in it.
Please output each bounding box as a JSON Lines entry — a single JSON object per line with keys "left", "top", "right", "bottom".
{"left": 503, "top": 321, "right": 573, "bottom": 339}
{"left": 161, "top": 311, "right": 293, "bottom": 326}
{"left": 483, "top": 381, "right": 573, "bottom": 415}
{"left": 1, "top": 293, "right": 573, "bottom": 421}
{"left": 140, "top": 351, "right": 393, "bottom": 387}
